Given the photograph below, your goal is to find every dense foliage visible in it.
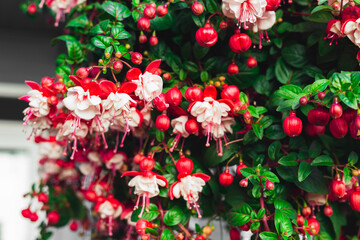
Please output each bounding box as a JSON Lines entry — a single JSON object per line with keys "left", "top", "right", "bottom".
{"left": 20, "top": 0, "right": 360, "bottom": 239}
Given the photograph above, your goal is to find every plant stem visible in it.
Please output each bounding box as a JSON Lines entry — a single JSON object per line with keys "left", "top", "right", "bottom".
{"left": 178, "top": 223, "right": 191, "bottom": 238}
{"left": 259, "top": 178, "right": 271, "bottom": 231}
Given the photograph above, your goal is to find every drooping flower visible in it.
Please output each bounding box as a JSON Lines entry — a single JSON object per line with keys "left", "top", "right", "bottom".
{"left": 341, "top": 18, "right": 360, "bottom": 48}
{"left": 126, "top": 60, "right": 163, "bottom": 104}
{"left": 101, "top": 150, "right": 127, "bottom": 175}
{"left": 170, "top": 115, "right": 190, "bottom": 152}
{"left": 222, "top": 0, "right": 267, "bottom": 29}
{"left": 188, "top": 85, "right": 234, "bottom": 156}
{"left": 249, "top": 11, "right": 276, "bottom": 48}
{"left": 121, "top": 156, "right": 168, "bottom": 218}
{"left": 169, "top": 155, "right": 210, "bottom": 218}
{"left": 325, "top": 19, "right": 345, "bottom": 45}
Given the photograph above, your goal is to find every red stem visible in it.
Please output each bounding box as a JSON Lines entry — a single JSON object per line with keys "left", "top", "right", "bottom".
{"left": 259, "top": 178, "right": 271, "bottom": 231}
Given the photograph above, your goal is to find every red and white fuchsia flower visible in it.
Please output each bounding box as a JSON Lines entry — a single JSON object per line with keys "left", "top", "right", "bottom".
{"left": 121, "top": 156, "right": 168, "bottom": 218}
{"left": 188, "top": 86, "right": 234, "bottom": 156}
{"left": 127, "top": 60, "right": 163, "bottom": 104}
{"left": 169, "top": 155, "right": 210, "bottom": 218}
{"left": 222, "top": 0, "right": 267, "bottom": 29}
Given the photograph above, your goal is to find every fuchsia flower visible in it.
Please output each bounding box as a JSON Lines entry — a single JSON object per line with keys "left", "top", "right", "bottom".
{"left": 36, "top": 136, "right": 64, "bottom": 159}
{"left": 222, "top": 0, "right": 267, "bottom": 29}
{"left": 170, "top": 115, "right": 190, "bottom": 151}
{"left": 249, "top": 10, "right": 276, "bottom": 48}
{"left": 169, "top": 155, "right": 210, "bottom": 218}
{"left": 39, "top": 0, "right": 85, "bottom": 26}
{"left": 101, "top": 150, "right": 127, "bottom": 175}
{"left": 94, "top": 195, "right": 124, "bottom": 236}
{"left": 325, "top": 19, "right": 345, "bottom": 45}
{"left": 342, "top": 18, "right": 360, "bottom": 47}
{"left": 126, "top": 60, "right": 163, "bottom": 104}
{"left": 188, "top": 85, "right": 234, "bottom": 156}
{"left": 121, "top": 156, "right": 168, "bottom": 218}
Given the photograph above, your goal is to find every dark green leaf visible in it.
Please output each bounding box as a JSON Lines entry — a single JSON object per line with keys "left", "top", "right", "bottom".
{"left": 348, "top": 151, "right": 358, "bottom": 165}
{"left": 102, "top": 1, "right": 131, "bottom": 20}
{"left": 298, "top": 161, "right": 312, "bottom": 182}
{"left": 275, "top": 58, "right": 292, "bottom": 84}
{"left": 268, "top": 141, "right": 281, "bottom": 161}
{"left": 252, "top": 123, "right": 264, "bottom": 140}
{"left": 281, "top": 44, "right": 308, "bottom": 68}
{"left": 145, "top": 227, "right": 159, "bottom": 236}
{"left": 262, "top": 171, "right": 280, "bottom": 183}
{"left": 227, "top": 204, "right": 252, "bottom": 226}
{"left": 163, "top": 207, "right": 184, "bottom": 226}
{"left": 278, "top": 153, "right": 298, "bottom": 166}
{"left": 311, "top": 155, "right": 333, "bottom": 166}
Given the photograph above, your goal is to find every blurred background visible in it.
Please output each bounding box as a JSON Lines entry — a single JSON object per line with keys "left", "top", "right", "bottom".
{"left": 0, "top": 1, "right": 71, "bottom": 239}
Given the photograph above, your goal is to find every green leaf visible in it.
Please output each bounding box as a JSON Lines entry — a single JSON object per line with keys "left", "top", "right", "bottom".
{"left": 310, "top": 79, "right": 329, "bottom": 93}
{"left": 163, "top": 207, "right": 184, "bottom": 226}
{"left": 192, "top": 13, "right": 205, "bottom": 28}
{"left": 311, "top": 5, "right": 333, "bottom": 14}
{"left": 206, "top": 0, "right": 218, "bottom": 13}
{"left": 252, "top": 123, "right": 264, "bottom": 140}
{"left": 150, "top": 13, "right": 174, "bottom": 31}
{"left": 66, "top": 14, "right": 89, "bottom": 28}
{"left": 227, "top": 204, "right": 252, "bottom": 226}
{"left": 260, "top": 232, "right": 278, "bottom": 240}
{"left": 257, "top": 208, "right": 266, "bottom": 219}
{"left": 184, "top": 61, "right": 198, "bottom": 72}
{"left": 250, "top": 221, "right": 260, "bottom": 231}
{"left": 274, "top": 209, "right": 293, "bottom": 236}
{"left": 161, "top": 228, "right": 174, "bottom": 240}
{"left": 281, "top": 44, "right": 308, "bottom": 68}
{"left": 298, "top": 161, "right": 312, "bottom": 182}
{"left": 111, "top": 26, "right": 131, "bottom": 40}
{"left": 200, "top": 71, "right": 209, "bottom": 82}
{"left": 56, "top": 65, "right": 71, "bottom": 77}
{"left": 306, "top": 11, "right": 333, "bottom": 23}
{"left": 278, "top": 153, "right": 298, "bottom": 166}
{"left": 348, "top": 151, "right": 358, "bottom": 165}
{"left": 203, "top": 144, "right": 237, "bottom": 167}
{"left": 193, "top": 42, "right": 209, "bottom": 59}
{"left": 240, "top": 168, "right": 256, "bottom": 178}
{"left": 265, "top": 125, "right": 286, "bottom": 140}
{"left": 339, "top": 91, "right": 357, "bottom": 109}
{"left": 276, "top": 84, "right": 303, "bottom": 99}
{"left": 91, "top": 35, "right": 112, "bottom": 49}
{"left": 268, "top": 141, "right": 281, "bottom": 161}
{"left": 308, "top": 141, "right": 321, "bottom": 158}
{"left": 262, "top": 171, "right": 280, "bottom": 183}
{"left": 274, "top": 199, "right": 296, "bottom": 218}
{"left": 165, "top": 52, "right": 182, "bottom": 74}
{"left": 295, "top": 168, "right": 329, "bottom": 194}
{"left": 275, "top": 58, "right": 292, "bottom": 84}
{"left": 145, "top": 227, "right": 159, "bottom": 236}
{"left": 102, "top": 1, "right": 131, "bottom": 20}
{"left": 90, "top": 20, "right": 110, "bottom": 34}
{"left": 311, "top": 155, "right": 333, "bottom": 166}
{"left": 343, "top": 167, "right": 352, "bottom": 184}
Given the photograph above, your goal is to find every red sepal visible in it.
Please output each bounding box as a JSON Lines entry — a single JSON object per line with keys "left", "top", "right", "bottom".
{"left": 145, "top": 60, "right": 161, "bottom": 74}
{"left": 126, "top": 68, "right": 142, "bottom": 81}
{"left": 341, "top": 19, "right": 357, "bottom": 34}
{"left": 155, "top": 174, "right": 169, "bottom": 188}
{"left": 42, "top": 87, "right": 55, "bottom": 97}
{"left": 119, "top": 82, "right": 138, "bottom": 94}
{"left": 192, "top": 173, "right": 210, "bottom": 181}
{"left": 204, "top": 85, "right": 217, "bottom": 99}
{"left": 135, "top": 109, "right": 144, "bottom": 127}
{"left": 187, "top": 101, "right": 198, "bottom": 112}
{"left": 168, "top": 105, "right": 188, "bottom": 117}
{"left": 121, "top": 171, "right": 141, "bottom": 177}
{"left": 168, "top": 181, "right": 180, "bottom": 200}
{"left": 218, "top": 98, "right": 235, "bottom": 111}
{"left": 25, "top": 81, "right": 41, "bottom": 90}
{"left": 19, "top": 96, "right": 30, "bottom": 102}
{"left": 84, "top": 82, "right": 101, "bottom": 96}
{"left": 69, "top": 75, "right": 83, "bottom": 87}
{"left": 99, "top": 80, "right": 117, "bottom": 96}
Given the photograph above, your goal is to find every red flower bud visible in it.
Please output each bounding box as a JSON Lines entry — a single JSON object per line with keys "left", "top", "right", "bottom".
{"left": 299, "top": 96, "right": 308, "bottom": 105}
{"left": 27, "top": 4, "right": 37, "bottom": 15}
{"left": 349, "top": 120, "right": 360, "bottom": 140}
{"left": 162, "top": 73, "right": 171, "bottom": 81}
{"left": 41, "top": 76, "right": 54, "bottom": 88}
{"left": 239, "top": 178, "right": 248, "bottom": 187}
{"left": 296, "top": 214, "right": 305, "bottom": 226}
{"left": 166, "top": 87, "right": 182, "bottom": 106}
{"left": 283, "top": 111, "right": 302, "bottom": 137}
{"left": 236, "top": 162, "right": 247, "bottom": 177}
{"left": 139, "top": 156, "right": 155, "bottom": 172}
{"left": 219, "top": 168, "right": 233, "bottom": 186}
{"left": 76, "top": 67, "right": 89, "bottom": 79}
{"left": 307, "top": 105, "right": 330, "bottom": 126}
{"left": 350, "top": 186, "right": 360, "bottom": 211}
{"left": 195, "top": 23, "right": 218, "bottom": 47}
{"left": 219, "top": 21, "right": 229, "bottom": 29}
{"left": 240, "top": 224, "right": 250, "bottom": 231}
{"left": 305, "top": 124, "right": 325, "bottom": 137}
{"left": 84, "top": 190, "right": 97, "bottom": 202}
{"left": 227, "top": 63, "right": 239, "bottom": 75}
{"left": 185, "top": 86, "right": 203, "bottom": 102}
{"left": 149, "top": 36, "right": 158, "bottom": 46}
{"left": 317, "top": 91, "right": 326, "bottom": 100}
{"left": 302, "top": 206, "right": 311, "bottom": 217}
{"left": 246, "top": 56, "right": 257, "bottom": 68}
{"left": 192, "top": 1, "right": 204, "bottom": 15}
{"left": 221, "top": 85, "right": 240, "bottom": 102}
{"left": 21, "top": 208, "right": 31, "bottom": 218}
{"left": 306, "top": 216, "right": 320, "bottom": 235}
{"left": 266, "top": 0, "right": 281, "bottom": 11}
{"left": 112, "top": 61, "right": 123, "bottom": 71}
{"left": 176, "top": 155, "right": 193, "bottom": 175}
{"left": 155, "top": 113, "right": 170, "bottom": 131}
{"left": 154, "top": 93, "right": 169, "bottom": 111}
{"left": 330, "top": 177, "right": 346, "bottom": 197}
{"left": 342, "top": 108, "right": 357, "bottom": 123}
{"left": 323, "top": 205, "right": 333, "bottom": 216}
{"left": 143, "top": 5, "right": 156, "bottom": 19}
{"left": 156, "top": 5, "right": 168, "bottom": 17}
{"left": 329, "top": 118, "right": 348, "bottom": 138}
{"left": 330, "top": 98, "right": 343, "bottom": 119}
{"left": 131, "top": 52, "right": 143, "bottom": 65}
{"left": 47, "top": 211, "right": 60, "bottom": 225}
{"left": 139, "top": 33, "right": 148, "bottom": 43}
{"left": 265, "top": 180, "right": 274, "bottom": 190}
{"left": 29, "top": 212, "right": 39, "bottom": 222}
{"left": 136, "top": 219, "right": 153, "bottom": 235}
{"left": 229, "top": 227, "right": 241, "bottom": 240}
{"left": 185, "top": 119, "right": 199, "bottom": 134}
{"left": 69, "top": 221, "right": 78, "bottom": 231}
{"left": 37, "top": 192, "right": 49, "bottom": 203}
{"left": 229, "top": 32, "right": 251, "bottom": 53}
{"left": 137, "top": 17, "right": 151, "bottom": 31}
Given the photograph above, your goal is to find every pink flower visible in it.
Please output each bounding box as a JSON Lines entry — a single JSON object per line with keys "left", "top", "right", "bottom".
{"left": 39, "top": 142, "right": 63, "bottom": 159}
{"left": 188, "top": 86, "right": 234, "bottom": 156}
{"left": 126, "top": 60, "right": 163, "bottom": 103}
{"left": 222, "top": 0, "right": 267, "bottom": 28}
{"left": 169, "top": 156, "right": 210, "bottom": 218}
{"left": 250, "top": 11, "right": 276, "bottom": 32}
{"left": 208, "top": 117, "right": 236, "bottom": 140}
{"left": 121, "top": 156, "right": 168, "bottom": 217}
{"left": 169, "top": 115, "right": 190, "bottom": 152}
{"left": 26, "top": 90, "right": 50, "bottom": 117}
{"left": 63, "top": 86, "right": 101, "bottom": 121}
{"left": 95, "top": 198, "right": 124, "bottom": 219}
{"left": 342, "top": 18, "right": 360, "bottom": 47}
{"left": 102, "top": 92, "right": 135, "bottom": 117}
{"left": 325, "top": 19, "right": 345, "bottom": 45}
{"left": 57, "top": 119, "right": 89, "bottom": 139}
